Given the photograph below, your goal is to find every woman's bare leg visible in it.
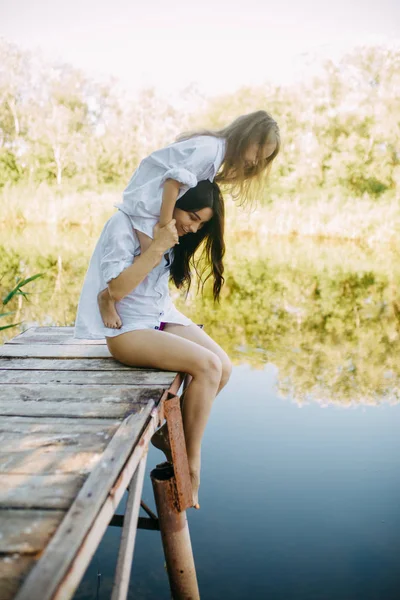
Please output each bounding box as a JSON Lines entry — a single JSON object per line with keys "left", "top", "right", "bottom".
{"left": 152, "top": 323, "right": 232, "bottom": 459}
{"left": 106, "top": 329, "right": 222, "bottom": 507}
{"left": 163, "top": 323, "right": 232, "bottom": 393}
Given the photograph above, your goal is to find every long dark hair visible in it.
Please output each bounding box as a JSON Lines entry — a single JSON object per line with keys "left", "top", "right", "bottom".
{"left": 170, "top": 180, "right": 225, "bottom": 302}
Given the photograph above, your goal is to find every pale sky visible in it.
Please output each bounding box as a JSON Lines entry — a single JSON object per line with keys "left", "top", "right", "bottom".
{"left": 1, "top": 0, "right": 399, "bottom": 99}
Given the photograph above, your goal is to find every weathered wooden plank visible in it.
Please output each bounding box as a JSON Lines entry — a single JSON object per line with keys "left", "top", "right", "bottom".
{"left": 52, "top": 412, "right": 159, "bottom": 600}
{"left": 0, "top": 415, "right": 121, "bottom": 433}
{"left": 8, "top": 335, "right": 106, "bottom": 345}
{"left": 111, "top": 455, "right": 147, "bottom": 600}
{"left": 0, "top": 509, "right": 65, "bottom": 553}
{"left": 0, "top": 345, "right": 112, "bottom": 358}
{"left": 0, "top": 555, "right": 36, "bottom": 600}
{"left": 0, "top": 429, "right": 113, "bottom": 452}
{"left": 9, "top": 327, "right": 74, "bottom": 339}
{"left": 0, "top": 399, "right": 147, "bottom": 419}
{"left": 0, "top": 473, "right": 86, "bottom": 510}
{"left": 0, "top": 358, "right": 142, "bottom": 371}
{"left": 6, "top": 327, "right": 105, "bottom": 346}
{"left": 0, "top": 385, "right": 163, "bottom": 418}
{"left": 0, "top": 448, "right": 103, "bottom": 475}
{"left": 0, "top": 384, "right": 163, "bottom": 404}
{"left": 16, "top": 404, "right": 156, "bottom": 600}
{"left": 0, "top": 369, "right": 177, "bottom": 385}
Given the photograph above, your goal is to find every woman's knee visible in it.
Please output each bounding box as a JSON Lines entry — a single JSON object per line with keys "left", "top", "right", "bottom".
{"left": 220, "top": 355, "right": 233, "bottom": 389}
{"left": 196, "top": 350, "right": 231, "bottom": 390}
{"left": 194, "top": 351, "right": 223, "bottom": 385}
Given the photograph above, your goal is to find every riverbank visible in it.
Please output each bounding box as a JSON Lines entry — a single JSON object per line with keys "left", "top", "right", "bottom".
{"left": 1, "top": 184, "right": 399, "bottom": 248}
{"left": 1, "top": 221, "right": 399, "bottom": 404}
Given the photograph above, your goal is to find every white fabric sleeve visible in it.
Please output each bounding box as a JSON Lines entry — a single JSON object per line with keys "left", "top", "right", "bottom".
{"left": 100, "top": 213, "right": 140, "bottom": 283}
{"left": 159, "top": 136, "right": 220, "bottom": 189}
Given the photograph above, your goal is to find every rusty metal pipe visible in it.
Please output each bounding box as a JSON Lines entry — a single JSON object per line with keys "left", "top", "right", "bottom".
{"left": 151, "top": 465, "right": 200, "bottom": 600}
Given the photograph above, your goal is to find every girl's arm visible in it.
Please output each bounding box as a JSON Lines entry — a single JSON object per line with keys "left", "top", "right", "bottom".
{"left": 159, "top": 179, "right": 181, "bottom": 227}
{"left": 107, "top": 220, "right": 178, "bottom": 302}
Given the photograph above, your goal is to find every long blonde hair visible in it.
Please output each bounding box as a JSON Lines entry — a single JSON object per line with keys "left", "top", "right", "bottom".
{"left": 178, "top": 110, "right": 280, "bottom": 206}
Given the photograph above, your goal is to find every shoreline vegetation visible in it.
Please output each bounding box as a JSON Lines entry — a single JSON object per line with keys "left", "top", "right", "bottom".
{"left": 1, "top": 184, "right": 399, "bottom": 248}
{"left": 1, "top": 215, "right": 399, "bottom": 407}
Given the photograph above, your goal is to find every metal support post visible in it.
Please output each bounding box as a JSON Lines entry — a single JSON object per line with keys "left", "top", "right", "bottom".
{"left": 151, "top": 464, "right": 200, "bottom": 600}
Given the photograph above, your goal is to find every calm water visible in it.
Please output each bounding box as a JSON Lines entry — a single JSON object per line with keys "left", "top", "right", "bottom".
{"left": 74, "top": 364, "right": 400, "bottom": 600}
{"left": 2, "top": 226, "right": 400, "bottom": 598}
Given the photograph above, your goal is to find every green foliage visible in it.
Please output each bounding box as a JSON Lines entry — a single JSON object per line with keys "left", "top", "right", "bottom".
{"left": 0, "top": 270, "right": 43, "bottom": 331}
{"left": 2, "top": 273, "right": 43, "bottom": 304}
{"left": 1, "top": 39, "right": 400, "bottom": 404}
{"left": 0, "top": 149, "right": 21, "bottom": 186}
{"left": 175, "top": 239, "right": 400, "bottom": 404}
{"left": 0, "top": 38, "right": 399, "bottom": 202}
{"left": 1, "top": 222, "right": 400, "bottom": 404}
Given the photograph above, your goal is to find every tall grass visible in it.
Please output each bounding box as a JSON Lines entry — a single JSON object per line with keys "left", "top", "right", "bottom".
{"left": 1, "top": 184, "right": 399, "bottom": 247}
{"left": 0, "top": 182, "right": 119, "bottom": 232}
{"left": 225, "top": 190, "right": 400, "bottom": 248}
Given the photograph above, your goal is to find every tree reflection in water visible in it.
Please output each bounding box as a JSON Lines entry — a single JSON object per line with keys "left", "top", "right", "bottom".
{"left": 1, "top": 228, "right": 399, "bottom": 406}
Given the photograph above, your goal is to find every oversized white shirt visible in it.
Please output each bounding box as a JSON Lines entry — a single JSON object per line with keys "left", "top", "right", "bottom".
{"left": 74, "top": 210, "right": 192, "bottom": 339}
{"left": 74, "top": 135, "right": 226, "bottom": 339}
{"left": 115, "top": 134, "right": 226, "bottom": 237}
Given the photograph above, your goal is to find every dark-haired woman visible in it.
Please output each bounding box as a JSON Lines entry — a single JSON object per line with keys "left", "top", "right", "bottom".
{"left": 74, "top": 181, "right": 232, "bottom": 508}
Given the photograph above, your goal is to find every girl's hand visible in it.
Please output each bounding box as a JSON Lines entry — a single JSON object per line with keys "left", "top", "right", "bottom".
{"left": 152, "top": 219, "right": 179, "bottom": 253}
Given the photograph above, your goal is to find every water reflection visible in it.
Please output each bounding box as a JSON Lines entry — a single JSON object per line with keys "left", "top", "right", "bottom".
{"left": 73, "top": 365, "right": 400, "bottom": 599}
{"left": 1, "top": 226, "right": 399, "bottom": 405}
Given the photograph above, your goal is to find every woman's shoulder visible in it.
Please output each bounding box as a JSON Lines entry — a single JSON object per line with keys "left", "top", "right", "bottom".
{"left": 172, "top": 134, "right": 224, "bottom": 152}
{"left": 105, "top": 209, "right": 130, "bottom": 226}
{"left": 102, "top": 210, "right": 136, "bottom": 239}
{"left": 148, "top": 135, "right": 223, "bottom": 157}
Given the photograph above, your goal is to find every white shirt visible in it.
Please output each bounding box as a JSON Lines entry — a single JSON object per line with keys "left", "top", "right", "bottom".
{"left": 74, "top": 135, "right": 226, "bottom": 339}
{"left": 115, "top": 135, "right": 226, "bottom": 237}
{"left": 74, "top": 210, "right": 192, "bottom": 339}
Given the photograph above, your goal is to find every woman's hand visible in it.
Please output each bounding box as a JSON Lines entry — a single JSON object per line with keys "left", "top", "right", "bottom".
{"left": 152, "top": 219, "right": 179, "bottom": 253}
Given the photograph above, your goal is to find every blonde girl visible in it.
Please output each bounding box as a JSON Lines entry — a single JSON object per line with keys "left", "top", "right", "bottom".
{"left": 98, "top": 110, "right": 280, "bottom": 329}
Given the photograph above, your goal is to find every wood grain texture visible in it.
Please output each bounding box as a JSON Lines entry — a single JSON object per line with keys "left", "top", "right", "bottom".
{"left": 0, "top": 430, "right": 114, "bottom": 453}
{"left": 0, "top": 344, "right": 112, "bottom": 358}
{"left": 0, "top": 384, "right": 163, "bottom": 404}
{"left": 9, "top": 327, "right": 74, "bottom": 337}
{"left": 0, "top": 400, "right": 145, "bottom": 419}
{"left": 7, "top": 336, "right": 106, "bottom": 346}
{"left": 0, "top": 415, "right": 120, "bottom": 433}
{"left": 52, "top": 413, "right": 159, "bottom": 600}
{"left": 0, "top": 473, "right": 87, "bottom": 509}
{"left": 0, "top": 326, "right": 179, "bottom": 598}
{"left": 0, "top": 385, "right": 164, "bottom": 419}
{"left": 0, "top": 555, "right": 36, "bottom": 600}
{"left": 0, "top": 509, "right": 65, "bottom": 553}
{"left": 0, "top": 358, "right": 141, "bottom": 371}
{"left": 0, "top": 448, "right": 103, "bottom": 475}
{"left": 6, "top": 327, "right": 106, "bottom": 346}
{"left": 111, "top": 456, "right": 147, "bottom": 600}
{"left": 0, "top": 369, "right": 177, "bottom": 385}
{"left": 15, "top": 404, "right": 155, "bottom": 600}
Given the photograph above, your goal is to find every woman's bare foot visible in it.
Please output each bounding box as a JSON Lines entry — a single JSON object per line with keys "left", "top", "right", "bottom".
{"left": 97, "top": 289, "right": 122, "bottom": 329}
{"left": 152, "top": 429, "right": 200, "bottom": 508}
{"left": 190, "top": 469, "right": 200, "bottom": 509}
{"left": 151, "top": 427, "right": 173, "bottom": 463}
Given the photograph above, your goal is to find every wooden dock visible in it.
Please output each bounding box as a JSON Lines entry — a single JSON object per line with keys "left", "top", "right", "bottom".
{"left": 0, "top": 326, "right": 193, "bottom": 600}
